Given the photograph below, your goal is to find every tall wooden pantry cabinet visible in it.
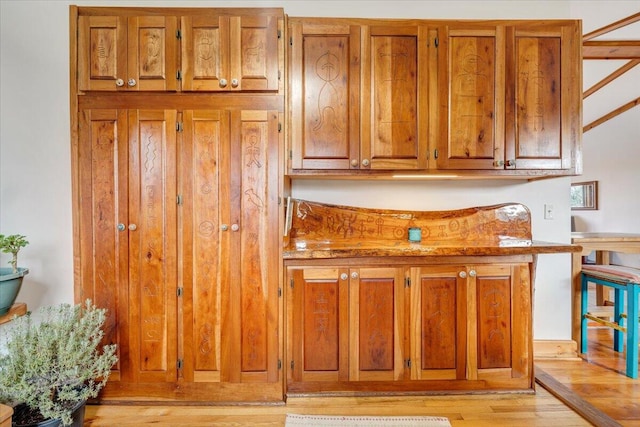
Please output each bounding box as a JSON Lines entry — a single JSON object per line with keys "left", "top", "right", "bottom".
{"left": 70, "top": 6, "right": 285, "bottom": 402}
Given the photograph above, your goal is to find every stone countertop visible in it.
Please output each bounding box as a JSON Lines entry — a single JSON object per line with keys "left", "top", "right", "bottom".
{"left": 284, "top": 239, "right": 581, "bottom": 260}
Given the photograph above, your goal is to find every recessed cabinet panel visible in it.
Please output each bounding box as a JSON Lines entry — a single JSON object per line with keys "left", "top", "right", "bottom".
{"left": 303, "top": 35, "right": 351, "bottom": 159}
{"left": 303, "top": 279, "right": 340, "bottom": 372}
{"left": 369, "top": 35, "right": 419, "bottom": 164}
{"left": 515, "top": 37, "right": 561, "bottom": 158}
{"left": 476, "top": 274, "right": 512, "bottom": 369}
{"left": 420, "top": 276, "right": 457, "bottom": 369}
{"left": 449, "top": 36, "right": 496, "bottom": 160}
{"left": 358, "top": 277, "right": 395, "bottom": 371}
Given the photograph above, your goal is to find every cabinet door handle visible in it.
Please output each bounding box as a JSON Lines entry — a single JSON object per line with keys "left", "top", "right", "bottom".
{"left": 115, "top": 78, "right": 125, "bottom": 87}
{"left": 340, "top": 273, "right": 348, "bottom": 281}
{"left": 469, "top": 270, "right": 477, "bottom": 277}
{"left": 361, "top": 159, "right": 370, "bottom": 167}
{"left": 128, "top": 224, "right": 137, "bottom": 231}
{"left": 350, "top": 159, "right": 359, "bottom": 168}
{"left": 127, "top": 78, "right": 137, "bottom": 87}
{"left": 231, "top": 78, "right": 239, "bottom": 88}
{"left": 231, "top": 224, "right": 240, "bottom": 232}
{"left": 117, "top": 223, "right": 126, "bottom": 231}
{"left": 221, "top": 224, "right": 229, "bottom": 231}
{"left": 458, "top": 271, "right": 467, "bottom": 279}
{"left": 219, "top": 78, "right": 228, "bottom": 88}
{"left": 351, "top": 272, "right": 359, "bottom": 279}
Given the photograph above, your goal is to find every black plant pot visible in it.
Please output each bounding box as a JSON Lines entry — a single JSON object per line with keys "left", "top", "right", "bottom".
{"left": 11, "top": 401, "right": 85, "bottom": 427}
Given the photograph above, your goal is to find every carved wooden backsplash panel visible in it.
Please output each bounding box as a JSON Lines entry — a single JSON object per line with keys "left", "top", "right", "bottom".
{"left": 286, "top": 199, "right": 532, "bottom": 246}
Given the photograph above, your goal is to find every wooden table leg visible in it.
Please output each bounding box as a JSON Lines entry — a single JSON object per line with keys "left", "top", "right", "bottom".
{"left": 595, "top": 251, "right": 611, "bottom": 306}
{"left": 572, "top": 251, "right": 582, "bottom": 349}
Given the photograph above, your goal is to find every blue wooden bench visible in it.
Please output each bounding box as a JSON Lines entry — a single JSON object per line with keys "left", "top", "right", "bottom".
{"left": 581, "top": 264, "right": 639, "bottom": 379}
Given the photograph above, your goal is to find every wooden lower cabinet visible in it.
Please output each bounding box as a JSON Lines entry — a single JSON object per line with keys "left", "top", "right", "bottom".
{"left": 286, "top": 261, "right": 533, "bottom": 395}
{"left": 75, "top": 107, "right": 281, "bottom": 401}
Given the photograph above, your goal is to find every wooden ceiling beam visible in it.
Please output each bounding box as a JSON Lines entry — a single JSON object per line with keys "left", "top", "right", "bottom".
{"left": 583, "top": 96, "right": 640, "bottom": 132}
{"left": 583, "top": 11, "right": 640, "bottom": 41}
{"left": 583, "top": 40, "right": 640, "bottom": 59}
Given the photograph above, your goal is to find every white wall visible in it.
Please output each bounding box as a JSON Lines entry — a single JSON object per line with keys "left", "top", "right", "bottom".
{"left": 570, "top": 1, "right": 640, "bottom": 269}
{"left": 1, "top": 0, "right": 635, "bottom": 341}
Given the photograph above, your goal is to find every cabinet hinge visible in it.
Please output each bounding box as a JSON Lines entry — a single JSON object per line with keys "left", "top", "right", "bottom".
{"left": 290, "top": 360, "right": 295, "bottom": 370}
{"left": 277, "top": 29, "right": 282, "bottom": 39}
{"left": 177, "top": 359, "right": 183, "bottom": 369}
{"left": 434, "top": 148, "right": 439, "bottom": 159}
{"left": 290, "top": 278, "right": 294, "bottom": 289}
{"left": 176, "top": 29, "right": 182, "bottom": 40}
{"left": 278, "top": 287, "right": 282, "bottom": 298}
{"left": 278, "top": 70, "right": 281, "bottom": 81}
{"left": 278, "top": 359, "right": 282, "bottom": 369}
{"left": 177, "top": 287, "right": 183, "bottom": 297}
{"left": 278, "top": 123, "right": 282, "bottom": 133}
{"left": 434, "top": 37, "right": 439, "bottom": 47}
{"left": 177, "top": 194, "right": 183, "bottom": 205}
{"left": 176, "top": 122, "right": 183, "bottom": 132}
{"left": 176, "top": 69, "right": 182, "bottom": 81}
{"left": 405, "top": 359, "right": 412, "bottom": 368}
{"left": 289, "top": 150, "right": 293, "bottom": 160}
{"left": 289, "top": 36, "right": 293, "bottom": 46}
{"left": 405, "top": 277, "right": 411, "bottom": 288}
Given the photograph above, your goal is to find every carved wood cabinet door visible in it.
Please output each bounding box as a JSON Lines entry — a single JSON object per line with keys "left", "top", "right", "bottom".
{"left": 286, "top": 266, "right": 406, "bottom": 389}
{"left": 77, "top": 15, "right": 179, "bottom": 92}
{"left": 78, "top": 108, "right": 179, "bottom": 383}
{"left": 505, "top": 24, "right": 578, "bottom": 170}
{"left": 468, "top": 264, "right": 532, "bottom": 385}
{"left": 288, "top": 21, "right": 361, "bottom": 170}
{"left": 180, "top": 109, "right": 281, "bottom": 385}
{"left": 436, "top": 25, "right": 506, "bottom": 170}
{"left": 361, "top": 25, "right": 430, "bottom": 170}
{"left": 410, "top": 266, "right": 467, "bottom": 381}
{"left": 181, "top": 14, "right": 280, "bottom": 92}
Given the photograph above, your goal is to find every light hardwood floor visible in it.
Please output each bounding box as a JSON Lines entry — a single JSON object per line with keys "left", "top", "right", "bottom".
{"left": 83, "top": 327, "right": 639, "bottom": 426}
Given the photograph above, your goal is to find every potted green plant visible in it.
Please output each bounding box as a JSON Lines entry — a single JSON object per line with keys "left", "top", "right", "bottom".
{"left": 0, "top": 300, "right": 118, "bottom": 426}
{"left": 0, "top": 234, "right": 29, "bottom": 315}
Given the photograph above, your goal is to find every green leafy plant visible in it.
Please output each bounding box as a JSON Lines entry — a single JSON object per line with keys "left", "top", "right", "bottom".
{"left": 0, "top": 234, "right": 29, "bottom": 274}
{"left": 0, "top": 300, "right": 118, "bottom": 426}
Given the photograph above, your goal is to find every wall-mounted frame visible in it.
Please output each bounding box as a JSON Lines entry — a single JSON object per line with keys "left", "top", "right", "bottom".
{"left": 571, "top": 181, "right": 598, "bottom": 210}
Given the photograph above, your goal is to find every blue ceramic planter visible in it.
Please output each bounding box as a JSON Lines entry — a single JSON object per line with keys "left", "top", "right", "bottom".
{"left": 0, "top": 267, "right": 29, "bottom": 315}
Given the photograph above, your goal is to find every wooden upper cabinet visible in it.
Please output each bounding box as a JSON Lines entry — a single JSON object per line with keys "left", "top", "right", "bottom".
{"left": 289, "top": 19, "right": 430, "bottom": 172}
{"left": 436, "top": 26, "right": 505, "bottom": 170}
{"left": 361, "top": 25, "right": 429, "bottom": 170}
{"left": 78, "top": 15, "right": 178, "bottom": 91}
{"left": 437, "top": 21, "right": 581, "bottom": 171}
{"left": 289, "top": 21, "right": 361, "bottom": 170}
{"left": 505, "top": 24, "right": 580, "bottom": 170}
{"left": 181, "top": 14, "right": 280, "bottom": 92}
